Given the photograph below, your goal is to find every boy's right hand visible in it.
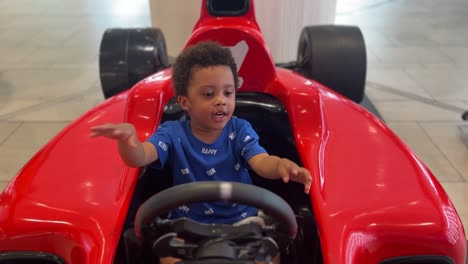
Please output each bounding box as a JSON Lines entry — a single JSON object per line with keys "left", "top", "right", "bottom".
{"left": 90, "top": 123, "right": 138, "bottom": 147}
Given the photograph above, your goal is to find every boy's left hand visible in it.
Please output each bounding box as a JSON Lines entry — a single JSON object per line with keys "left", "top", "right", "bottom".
{"left": 277, "top": 158, "right": 312, "bottom": 194}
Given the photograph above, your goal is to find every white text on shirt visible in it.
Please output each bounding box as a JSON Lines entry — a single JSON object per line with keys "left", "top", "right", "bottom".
{"left": 158, "top": 141, "right": 168, "bottom": 151}
{"left": 201, "top": 148, "right": 218, "bottom": 155}
{"left": 206, "top": 168, "right": 216, "bottom": 176}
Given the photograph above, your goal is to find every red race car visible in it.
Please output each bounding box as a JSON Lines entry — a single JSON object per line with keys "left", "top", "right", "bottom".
{"left": 0, "top": 0, "right": 466, "bottom": 263}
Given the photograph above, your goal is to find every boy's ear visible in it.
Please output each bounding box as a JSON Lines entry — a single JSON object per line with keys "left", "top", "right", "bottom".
{"left": 177, "top": 96, "right": 190, "bottom": 110}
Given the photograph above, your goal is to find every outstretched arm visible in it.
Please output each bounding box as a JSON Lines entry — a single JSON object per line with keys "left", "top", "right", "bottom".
{"left": 90, "top": 123, "right": 158, "bottom": 167}
{"left": 248, "top": 153, "right": 312, "bottom": 194}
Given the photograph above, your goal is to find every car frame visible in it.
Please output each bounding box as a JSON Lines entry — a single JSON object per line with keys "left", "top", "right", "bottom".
{"left": 0, "top": 0, "right": 466, "bottom": 263}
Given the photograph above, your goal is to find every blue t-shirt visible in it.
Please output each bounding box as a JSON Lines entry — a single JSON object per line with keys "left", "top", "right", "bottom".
{"left": 146, "top": 117, "right": 267, "bottom": 224}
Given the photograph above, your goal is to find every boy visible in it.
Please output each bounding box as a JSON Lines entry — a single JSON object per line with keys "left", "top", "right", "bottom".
{"left": 90, "top": 41, "right": 311, "bottom": 263}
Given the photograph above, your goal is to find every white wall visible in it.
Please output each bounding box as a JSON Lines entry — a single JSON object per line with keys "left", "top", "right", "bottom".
{"left": 149, "top": 0, "right": 337, "bottom": 62}
{"left": 255, "top": 0, "right": 337, "bottom": 62}
{"left": 149, "top": 0, "right": 201, "bottom": 57}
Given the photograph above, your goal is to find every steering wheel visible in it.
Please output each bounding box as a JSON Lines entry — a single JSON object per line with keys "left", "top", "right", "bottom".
{"left": 134, "top": 181, "right": 297, "bottom": 262}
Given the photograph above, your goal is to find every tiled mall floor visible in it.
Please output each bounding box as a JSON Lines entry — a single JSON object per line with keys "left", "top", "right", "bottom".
{"left": 1, "top": 0, "right": 468, "bottom": 229}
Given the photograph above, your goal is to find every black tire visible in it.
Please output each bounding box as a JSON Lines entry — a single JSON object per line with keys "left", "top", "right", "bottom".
{"left": 462, "top": 111, "right": 468, "bottom": 121}
{"left": 99, "top": 28, "right": 169, "bottom": 99}
{"left": 297, "top": 25, "right": 367, "bottom": 103}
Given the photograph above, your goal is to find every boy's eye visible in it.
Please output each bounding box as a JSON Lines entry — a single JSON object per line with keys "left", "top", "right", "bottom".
{"left": 203, "top": 92, "right": 214, "bottom": 97}
{"left": 224, "top": 91, "right": 233, "bottom": 96}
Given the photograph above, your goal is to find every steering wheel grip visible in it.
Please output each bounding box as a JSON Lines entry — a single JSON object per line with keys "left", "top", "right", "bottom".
{"left": 134, "top": 181, "right": 298, "bottom": 239}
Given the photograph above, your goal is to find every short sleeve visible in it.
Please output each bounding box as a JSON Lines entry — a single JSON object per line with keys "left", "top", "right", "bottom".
{"left": 146, "top": 121, "right": 174, "bottom": 169}
{"left": 234, "top": 119, "right": 267, "bottom": 163}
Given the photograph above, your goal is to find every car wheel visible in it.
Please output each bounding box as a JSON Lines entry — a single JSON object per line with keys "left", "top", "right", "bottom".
{"left": 99, "top": 28, "right": 169, "bottom": 99}
{"left": 297, "top": 25, "right": 367, "bottom": 103}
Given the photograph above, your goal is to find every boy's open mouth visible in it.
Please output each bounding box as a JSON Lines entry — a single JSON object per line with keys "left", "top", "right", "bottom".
{"left": 214, "top": 111, "right": 227, "bottom": 119}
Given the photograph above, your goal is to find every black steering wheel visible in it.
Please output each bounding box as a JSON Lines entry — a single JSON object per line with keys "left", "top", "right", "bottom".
{"left": 134, "top": 181, "right": 297, "bottom": 262}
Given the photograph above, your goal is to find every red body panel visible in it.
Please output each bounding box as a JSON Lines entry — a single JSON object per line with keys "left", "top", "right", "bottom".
{"left": 0, "top": 95, "right": 133, "bottom": 263}
{"left": 311, "top": 82, "right": 466, "bottom": 263}
{"left": 0, "top": 1, "right": 465, "bottom": 263}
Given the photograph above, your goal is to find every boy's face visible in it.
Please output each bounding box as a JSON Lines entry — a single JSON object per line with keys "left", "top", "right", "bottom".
{"left": 178, "top": 65, "right": 236, "bottom": 134}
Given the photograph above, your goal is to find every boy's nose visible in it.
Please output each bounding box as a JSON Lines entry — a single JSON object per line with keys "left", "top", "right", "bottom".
{"left": 215, "top": 95, "right": 226, "bottom": 105}
{"left": 216, "top": 100, "right": 226, "bottom": 106}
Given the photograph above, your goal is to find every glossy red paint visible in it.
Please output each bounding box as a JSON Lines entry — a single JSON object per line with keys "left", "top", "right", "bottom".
{"left": 310, "top": 81, "right": 466, "bottom": 263}
{"left": 0, "top": 1, "right": 465, "bottom": 263}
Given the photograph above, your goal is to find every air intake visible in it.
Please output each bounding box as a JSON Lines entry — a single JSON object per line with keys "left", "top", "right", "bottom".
{"left": 207, "top": 0, "right": 250, "bottom": 16}
{"left": 0, "top": 252, "right": 65, "bottom": 264}
{"left": 380, "top": 255, "right": 455, "bottom": 264}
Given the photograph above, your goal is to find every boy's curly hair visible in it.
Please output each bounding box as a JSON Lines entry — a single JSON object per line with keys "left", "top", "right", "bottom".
{"left": 172, "top": 41, "right": 239, "bottom": 96}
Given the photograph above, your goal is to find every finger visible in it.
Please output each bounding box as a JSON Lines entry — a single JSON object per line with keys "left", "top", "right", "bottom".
{"left": 112, "top": 129, "right": 131, "bottom": 140}
{"left": 90, "top": 127, "right": 108, "bottom": 134}
{"left": 290, "top": 167, "right": 298, "bottom": 176}
{"left": 287, "top": 165, "right": 298, "bottom": 181}
{"left": 90, "top": 124, "right": 114, "bottom": 131}
{"left": 301, "top": 171, "right": 312, "bottom": 194}
{"left": 90, "top": 126, "right": 116, "bottom": 137}
{"left": 90, "top": 125, "right": 105, "bottom": 131}
{"left": 90, "top": 129, "right": 114, "bottom": 138}
{"left": 278, "top": 163, "right": 291, "bottom": 183}
{"left": 128, "top": 136, "right": 138, "bottom": 148}
{"left": 304, "top": 179, "right": 311, "bottom": 194}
